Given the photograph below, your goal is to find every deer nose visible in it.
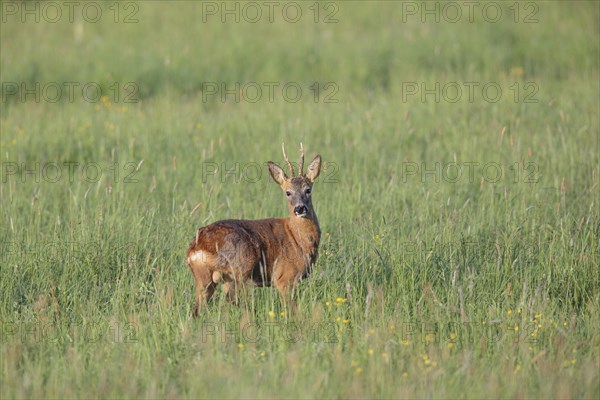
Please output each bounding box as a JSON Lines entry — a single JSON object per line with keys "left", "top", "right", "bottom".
{"left": 294, "top": 205, "right": 308, "bottom": 216}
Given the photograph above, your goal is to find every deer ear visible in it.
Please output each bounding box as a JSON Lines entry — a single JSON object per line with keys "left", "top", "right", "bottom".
{"left": 305, "top": 155, "right": 321, "bottom": 182}
{"left": 268, "top": 161, "right": 287, "bottom": 185}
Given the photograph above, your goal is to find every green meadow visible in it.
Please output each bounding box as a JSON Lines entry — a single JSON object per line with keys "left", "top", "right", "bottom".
{"left": 1, "top": 1, "right": 598, "bottom": 398}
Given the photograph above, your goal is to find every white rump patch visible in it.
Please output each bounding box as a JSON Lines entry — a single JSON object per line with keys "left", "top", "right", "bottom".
{"left": 188, "top": 250, "right": 211, "bottom": 265}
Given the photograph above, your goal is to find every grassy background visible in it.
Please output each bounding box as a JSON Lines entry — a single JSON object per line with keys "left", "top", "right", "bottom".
{"left": 1, "top": 1, "right": 598, "bottom": 398}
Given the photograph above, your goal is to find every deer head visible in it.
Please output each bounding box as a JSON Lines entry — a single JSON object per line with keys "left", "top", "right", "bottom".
{"left": 268, "top": 144, "right": 321, "bottom": 219}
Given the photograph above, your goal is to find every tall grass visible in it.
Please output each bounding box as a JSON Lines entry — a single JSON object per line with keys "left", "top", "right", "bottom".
{"left": 1, "top": 1, "right": 598, "bottom": 398}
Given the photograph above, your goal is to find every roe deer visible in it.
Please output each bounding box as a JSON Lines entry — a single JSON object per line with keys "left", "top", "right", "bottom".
{"left": 186, "top": 144, "right": 322, "bottom": 316}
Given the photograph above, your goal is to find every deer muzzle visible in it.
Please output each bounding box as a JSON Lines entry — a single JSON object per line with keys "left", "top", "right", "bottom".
{"left": 294, "top": 205, "right": 308, "bottom": 217}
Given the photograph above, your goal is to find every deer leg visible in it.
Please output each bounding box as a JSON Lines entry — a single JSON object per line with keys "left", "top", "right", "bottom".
{"left": 274, "top": 273, "right": 298, "bottom": 315}
{"left": 226, "top": 272, "right": 255, "bottom": 305}
{"left": 276, "top": 285, "right": 297, "bottom": 315}
{"left": 221, "top": 279, "right": 239, "bottom": 304}
{"left": 192, "top": 269, "right": 216, "bottom": 317}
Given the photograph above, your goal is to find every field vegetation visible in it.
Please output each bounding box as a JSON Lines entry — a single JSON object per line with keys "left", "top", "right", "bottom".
{"left": 1, "top": 1, "right": 598, "bottom": 398}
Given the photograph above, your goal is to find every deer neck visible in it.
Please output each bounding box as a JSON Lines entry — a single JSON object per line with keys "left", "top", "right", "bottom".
{"left": 286, "top": 212, "right": 320, "bottom": 254}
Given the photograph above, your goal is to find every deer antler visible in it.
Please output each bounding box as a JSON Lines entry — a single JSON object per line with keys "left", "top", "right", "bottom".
{"left": 282, "top": 143, "right": 295, "bottom": 177}
{"left": 298, "top": 143, "right": 305, "bottom": 175}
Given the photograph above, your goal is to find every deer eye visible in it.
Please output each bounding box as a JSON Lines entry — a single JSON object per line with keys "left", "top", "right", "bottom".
{"left": 285, "top": 191, "right": 292, "bottom": 197}
{"left": 305, "top": 188, "right": 312, "bottom": 195}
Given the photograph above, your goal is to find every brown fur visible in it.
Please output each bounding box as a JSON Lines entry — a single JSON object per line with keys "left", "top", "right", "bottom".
{"left": 186, "top": 146, "right": 322, "bottom": 316}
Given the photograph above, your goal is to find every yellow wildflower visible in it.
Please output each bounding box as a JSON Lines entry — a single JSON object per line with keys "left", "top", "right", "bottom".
{"left": 510, "top": 66, "right": 524, "bottom": 78}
